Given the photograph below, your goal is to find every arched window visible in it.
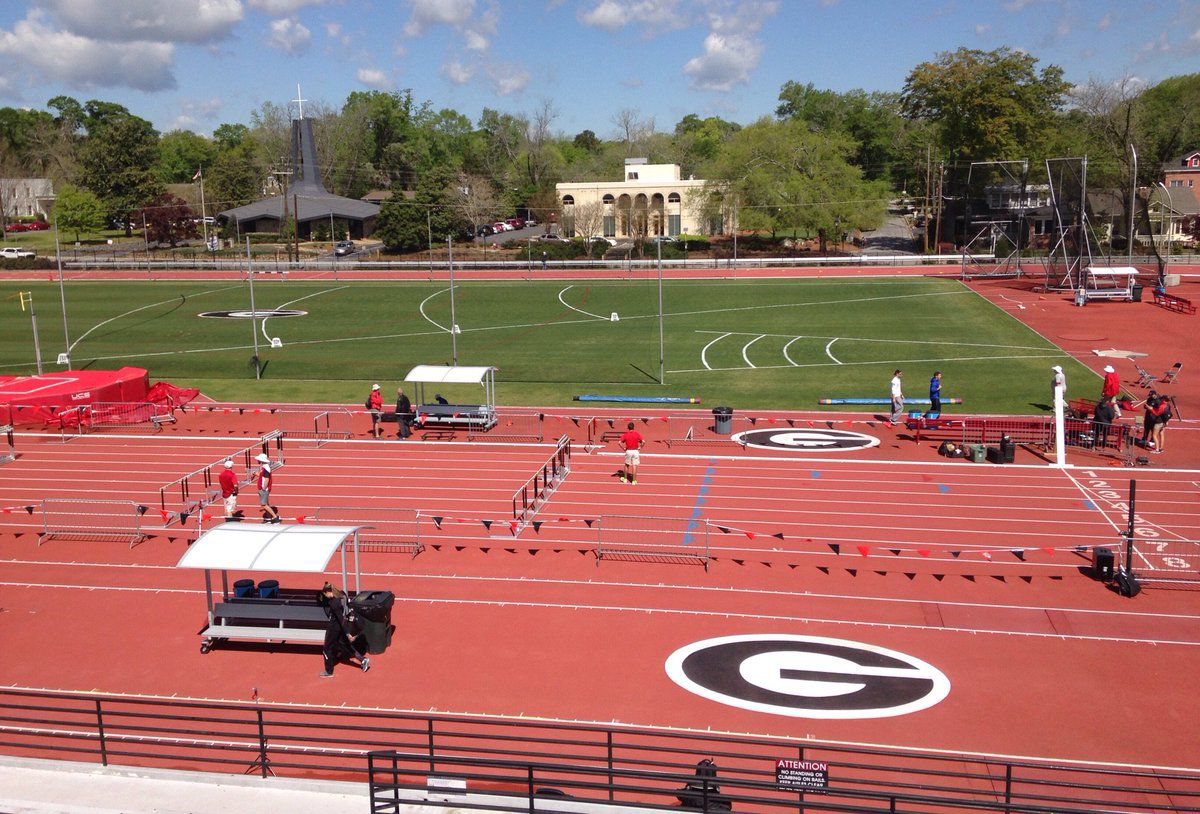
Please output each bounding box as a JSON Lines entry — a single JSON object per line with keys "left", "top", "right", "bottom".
{"left": 562, "top": 195, "right": 575, "bottom": 205}
{"left": 668, "top": 192, "right": 681, "bottom": 203}
{"left": 602, "top": 194, "right": 615, "bottom": 204}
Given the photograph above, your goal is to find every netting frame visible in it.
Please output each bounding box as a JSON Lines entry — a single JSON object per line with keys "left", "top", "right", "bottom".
{"left": 596, "top": 514, "right": 711, "bottom": 568}
{"left": 959, "top": 160, "right": 1031, "bottom": 281}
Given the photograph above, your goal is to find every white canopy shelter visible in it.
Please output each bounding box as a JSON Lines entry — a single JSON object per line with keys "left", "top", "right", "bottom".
{"left": 403, "top": 365, "right": 497, "bottom": 426}
{"left": 404, "top": 365, "right": 497, "bottom": 385}
{"left": 177, "top": 523, "right": 363, "bottom": 573}
{"left": 1082, "top": 266, "right": 1139, "bottom": 301}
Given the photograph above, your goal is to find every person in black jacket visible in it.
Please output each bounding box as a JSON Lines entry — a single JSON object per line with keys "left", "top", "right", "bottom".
{"left": 395, "top": 387, "right": 413, "bottom": 439}
{"left": 318, "top": 584, "right": 369, "bottom": 677}
{"left": 1092, "top": 397, "right": 1117, "bottom": 449}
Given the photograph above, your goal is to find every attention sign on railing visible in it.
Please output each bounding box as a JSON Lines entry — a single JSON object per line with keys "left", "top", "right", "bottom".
{"left": 776, "top": 759, "right": 829, "bottom": 791}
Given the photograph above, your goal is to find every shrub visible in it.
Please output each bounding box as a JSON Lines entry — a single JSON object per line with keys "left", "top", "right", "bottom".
{"left": 675, "top": 234, "right": 710, "bottom": 251}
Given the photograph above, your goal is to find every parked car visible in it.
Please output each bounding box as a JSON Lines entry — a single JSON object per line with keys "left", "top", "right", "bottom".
{"left": 649, "top": 235, "right": 675, "bottom": 244}
{"left": 0, "top": 247, "right": 36, "bottom": 259}
{"left": 533, "top": 233, "right": 567, "bottom": 242}
{"left": 505, "top": 217, "right": 525, "bottom": 229}
{"left": 333, "top": 240, "right": 356, "bottom": 257}
{"left": 27, "top": 221, "right": 50, "bottom": 231}
{"left": 3, "top": 223, "right": 27, "bottom": 233}
{"left": 585, "top": 236, "right": 616, "bottom": 245}
{"left": 524, "top": 216, "right": 538, "bottom": 227}
{"left": 493, "top": 221, "right": 513, "bottom": 232}
{"left": 477, "top": 224, "right": 495, "bottom": 237}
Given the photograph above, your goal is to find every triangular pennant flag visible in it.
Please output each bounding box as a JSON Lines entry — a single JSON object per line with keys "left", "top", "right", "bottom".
{"left": 1050, "top": 575, "right": 1063, "bottom": 581}
{"left": 296, "top": 515, "right": 306, "bottom": 524}
{"left": 571, "top": 417, "right": 580, "bottom": 426}
{"left": 584, "top": 518, "right": 595, "bottom": 527}
{"left": 744, "top": 531, "right": 756, "bottom": 540}
{"left": 431, "top": 516, "right": 443, "bottom": 529}
{"left": 991, "top": 575, "right": 1006, "bottom": 582}
{"left": 771, "top": 532, "right": 784, "bottom": 540}
{"left": 748, "top": 417, "right": 757, "bottom": 425}
{"left": 917, "top": 549, "right": 930, "bottom": 557}
{"left": 888, "top": 548, "right": 901, "bottom": 556}
{"left": 510, "top": 520, "right": 519, "bottom": 534}
{"left": 1041, "top": 547, "right": 1055, "bottom": 554}
{"left": 787, "top": 419, "right": 795, "bottom": 426}
{"left": 733, "top": 559, "right": 744, "bottom": 566}
{"left": 607, "top": 418, "right": 614, "bottom": 428}
{"left": 538, "top": 413, "right": 545, "bottom": 421}
{"left": 716, "top": 525, "right": 731, "bottom": 534}
{"left": 481, "top": 520, "right": 493, "bottom": 530}
{"left": 640, "top": 417, "right": 649, "bottom": 424}
{"left": 532, "top": 521, "right": 543, "bottom": 533}
{"left": 505, "top": 548, "right": 516, "bottom": 553}
{"left": 963, "top": 574, "right": 976, "bottom": 582}
{"left": 202, "top": 513, "right": 213, "bottom": 522}
{"left": 558, "top": 517, "right": 571, "bottom": 522}
{"left": 1, "top": 508, "right": 9, "bottom": 514}
{"left": 25, "top": 505, "right": 35, "bottom": 515}
{"left": 480, "top": 547, "right": 490, "bottom": 553}
{"left": 137, "top": 505, "right": 148, "bottom": 515}
{"left": 874, "top": 570, "right": 888, "bottom": 577}
{"left": 904, "top": 573, "right": 916, "bottom": 580}
{"left": 933, "top": 574, "right": 945, "bottom": 581}
{"left": 856, "top": 545, "right": 870, "bottom": 557}
{"left": 160, "top": 510, "right": 169, "bottom": 522}
{"left": 817, "top": 566, "right": 829, "bottom": 574}
{"left": 828, "top": 543, "right": 841, "bottom": 555}
{"left": 431, "top": 544, "right": 442, "bottom": 551}
{"left": 950, "top": 550, "right": 961, "bottom": 558}
{"left": 455, "top": 546, "right": 465, "bottom": 552}
{"left": 179, "top": 512, "right": 190, "bottom": 525}
{"left": 238, "top": 408, "right": 245, "bottom": 415}
{"left": 1020, "top": 575, "right": 1033, "bottom": 583}
{"left": 981, "top": 551, "right": 993, "bottom": 560}
{"left": 846, "top": 568, "right": 858, "bottom": 577}
{"left": 1011, "top": 549, "right": 1026, "bottom": 561}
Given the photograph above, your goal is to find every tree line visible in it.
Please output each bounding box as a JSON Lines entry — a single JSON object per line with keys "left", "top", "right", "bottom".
{"left": 1, "top": 47, "right": 1196, "bottom": 251}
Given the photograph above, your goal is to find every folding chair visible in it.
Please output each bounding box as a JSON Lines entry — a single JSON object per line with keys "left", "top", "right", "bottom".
{"left": 1133, "top": 364, "right": 1157, "bottom": 388}
{"left": 1161, "top": 362, "right": 1182, "bottom": 384}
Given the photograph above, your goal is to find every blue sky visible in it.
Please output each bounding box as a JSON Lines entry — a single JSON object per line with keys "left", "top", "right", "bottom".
{"left": 0, "top": 0, "right": 1197, "bottom": 137}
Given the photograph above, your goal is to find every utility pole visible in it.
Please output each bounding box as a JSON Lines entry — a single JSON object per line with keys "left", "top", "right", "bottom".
{"left": 447, "top": 236, "right": 458, "bottom": 366}
{"left": 923, "top": 145, "right": 931, "bottom": 254}
{"left": 932, "top": 161, "right": 945, "bottom": 253}
{"left": 1127, "top": 143, "right": 1137, "bottom": 265}
{"left": 246, "top": 237, "right": 261, "bottom": 380}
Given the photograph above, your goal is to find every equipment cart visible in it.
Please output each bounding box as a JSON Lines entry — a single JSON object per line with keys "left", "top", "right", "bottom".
{"left": 176, "top": 522, "right": 369, "bottom": 653}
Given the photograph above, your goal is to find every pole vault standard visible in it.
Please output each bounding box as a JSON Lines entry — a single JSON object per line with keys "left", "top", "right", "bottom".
{"left": 246, "top": 237, "right": 261, "bottom": 380}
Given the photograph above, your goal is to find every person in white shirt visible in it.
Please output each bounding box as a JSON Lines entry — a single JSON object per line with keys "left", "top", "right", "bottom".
{"left": 889, "top": 369, "right": 904, "bottom": 423}
{"left": 1051, "top": 365, "right": 1066, "bottom": 407}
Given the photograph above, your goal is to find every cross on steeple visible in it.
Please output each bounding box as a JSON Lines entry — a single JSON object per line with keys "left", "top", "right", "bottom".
{"left": 293, "top": 84, "right": 307, "bottom": 120}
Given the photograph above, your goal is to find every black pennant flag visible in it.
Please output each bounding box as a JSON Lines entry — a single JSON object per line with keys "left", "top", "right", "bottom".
{"left": 179, "top": 512, "right": 190, "bottom": 525}
{"left": 1020, "top": 575, "right": 1033, "bottom": 583}
{"left": 584, "top": 518, "right": 595, "bottom": 527}
{"left": 571, "top": 417, "right": 580, "bottom": 426}
{"left": 1011, "top": 549, "right": 1026, "bottom": 561}
{"left": 532, "top": 521, "right": 543, "bottom": 533}
{"left": 846, "top": 568, "right": 858, "bottom": 577}
{"left": 933, "top": 574, "right": 945, "bottom": 581}
{"left": 25, "top": 505, "right": 36, "bottom": 515}
{"left": 817, "top": 566, "right": 829, "bottom": 574}
{"left": 888, "top": 548, "right": 901, "bottom": 556}
{"left": 771, "top": 532, "right": 785, "bottom": 540}
{"left": 904, "top": 573, "right": 916, "bottom": 580}
{"left": 828, "top": 543, "right": 841, "bottom": 555}
{"left": 991, "top": 575, "right": 1006, "bottom": 582}
{"left": 607, "top": 418, "right": 615, "bottom": 428}
{"left": 538, "top": 413, "right": 545, "bottom": 421}
{"left": 716, "top": 525, "right": 731, "bottom": 534}
{"left": 481, "top": 520, "right": 493, "bottom": 530}
{"left": 787, "top": 419, "right": 796, "bottom": 427}
{"left": 748, "top": 417, "right": 757, "bottom": 425}
{"left": 432, "top": 516, "right": 443, "bottom": 529}
{"left": 874, "top": 570, "right": 888, "bottom": 577}
{"left": 963, "top": 574, "right": 976, "bottom": 582}
{"left": 950, "top": 550, "right": 961, "bottom": 558}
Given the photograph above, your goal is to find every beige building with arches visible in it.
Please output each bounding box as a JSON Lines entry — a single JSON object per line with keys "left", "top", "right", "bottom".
{"left": 555, "top": 159, "right": 725, "bottom": 239}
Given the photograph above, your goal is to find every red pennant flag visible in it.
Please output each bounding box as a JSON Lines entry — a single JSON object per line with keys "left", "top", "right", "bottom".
{"left": 856, "top": 545, "right": 870, "bottom": 557}
{"left": 558, "top": 517, "right": 571, "bottom": 522}
{"left": 160, "top": 510, "right": 169, "bottom": 522}
{"left": 510, "top": 520, "right": 519, "bottom": 534}
{"left": 917, "top": 549, "right": 931, "bottom": 557}
{"left": 744, "top": 531, "right": 756, "bottom": 539}
{"left": 1, "top": 508, "right": 10, "bottom": 514}
{"left": 202, "top": 513, "right": 213, "bottom": 522}
{"left": 296, "top": 515, "right": 306, "bottom": 524}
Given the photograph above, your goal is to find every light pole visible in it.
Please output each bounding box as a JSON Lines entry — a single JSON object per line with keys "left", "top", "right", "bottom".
{"left": 245, "top": 237, "right": 261, "bottom": 380}
{"left": 19, "top": 292, "right": 43, "bottom": 374}
{"left": 1157, "top": 181, "right": 1172, "bottom": 271}
{"left": 447, "top": 236, "right": 458, "bottom": 365}
{"left": 656, "top": 238, "right": 665, "bottom": 385}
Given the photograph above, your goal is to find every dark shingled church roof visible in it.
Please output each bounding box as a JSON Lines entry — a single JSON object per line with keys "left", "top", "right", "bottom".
{"left": 218, "top": 118, "right": 379, "bottom": 224}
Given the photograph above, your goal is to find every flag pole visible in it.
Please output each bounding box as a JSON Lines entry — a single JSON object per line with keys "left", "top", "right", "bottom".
{"left": 196, "top": 167, "right": 209, "bottom": 248}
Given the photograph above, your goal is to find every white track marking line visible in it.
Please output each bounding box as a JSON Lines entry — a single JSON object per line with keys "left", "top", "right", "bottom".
{"left": 672, "top": 352, "right": 1064, "bottom": 375}
{"left": 694, "top": 330, "right": 1052, "bottom": 352}
{"left": 262, "top": 285, "right": 349, "bottom": 343}
{"left": 68, "top": 284, "right": 244, "bottom": 355}
{"left": 556, "top": 285, "right": 606, "bottom": 320}
{"left": 781, "top": 336, "right": 803, "bottom": 366}
{"left": 700, "top": 332, "right": 730, "bottom": 370}
{"left": 741, "top": 335, "right": 765, "bottom": 368}
{"left": 418, "top": 287, "right": 451, "bottom": 332}
{"left": 825, "top": 337, "right": 842, "bottom": 364}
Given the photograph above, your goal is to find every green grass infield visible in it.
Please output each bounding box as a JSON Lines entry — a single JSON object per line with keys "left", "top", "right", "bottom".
{"left": 0, "top": 276, "right": 1093, "bottom": 413}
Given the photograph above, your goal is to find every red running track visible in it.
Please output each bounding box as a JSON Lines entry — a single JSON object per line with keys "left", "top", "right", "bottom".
{"left": 2, "top": 430, "right": 1199, "bottom": 773}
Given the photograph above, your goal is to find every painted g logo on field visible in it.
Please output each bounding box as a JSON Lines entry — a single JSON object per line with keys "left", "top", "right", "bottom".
{"left": 665, "top": 634, "right": 950, "bottom": 719}
{"left": 732, "top": 428, "right": 880, "bottom": 452}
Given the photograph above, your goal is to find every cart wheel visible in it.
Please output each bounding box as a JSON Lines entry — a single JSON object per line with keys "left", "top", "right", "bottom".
{"left": 200, "top": 641, "right": 212, "bottom": 654}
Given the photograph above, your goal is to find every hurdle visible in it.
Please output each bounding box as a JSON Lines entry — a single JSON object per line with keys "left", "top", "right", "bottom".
{"left": 596, "top": 514, "right": 711, "bottom": 568}
{"left": 1127, "top": 536, "right": 1200, "bottom": 586}
{"left": 0, "top": 424, "right": 13, "bottom": 464}
{"left": 40, "top": 498, "right": 146, "bottom": 547}
{"left": 57, "top": 406, "right": 87, "bottom": 443}
{"left": 158, "top": 432, "right": 285, "bottom": 524}
{"left": 665, "top": 414, "right": 748, "bottom": 448}
{"left": 467, "top": 411, "right": 543, "bottom": 443}
{"left": 510, "top": 435, "right": 571, "bottom": 534}
{"left": 278, "top": 408, "right": 353, "bottom": 447}
{"left": 311, "top": 506, "right": 423, "bottom": 556}
{"left": 87, "top": 401, "right": 176, "bottom": 433}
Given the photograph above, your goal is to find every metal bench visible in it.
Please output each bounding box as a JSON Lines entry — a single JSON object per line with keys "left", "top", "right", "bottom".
{"left": 203, "top": 600, "right": 329, "bottom": 648}
{"left": 417, "top": 404, "right": 496, "bottom": 429}
{"left": 1153, "top": 290, "right": 1196, "bottom": 315}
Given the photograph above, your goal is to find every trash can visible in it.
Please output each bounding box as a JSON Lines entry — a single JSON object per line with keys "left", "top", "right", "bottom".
{"left": 233, "top": 578, "right": 256, "bottom": 598}
{"left": 1130, "top": 283, "right": 1144, "bottom": 302}
{"left": 350, "top": 590, "right": 395, "bottom": 654}
{"left": 257, "top": 579, "right": 279, "bottom": 599}
{"left": 712, "top": 406, "right": 733, "bottom": 435}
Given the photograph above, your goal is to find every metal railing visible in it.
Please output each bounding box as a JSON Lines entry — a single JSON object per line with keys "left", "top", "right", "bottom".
{"left": 0, "top": 688, "right": 1196, "bottom": 813}
{"left": 310, "top": 505, "right": 423, "bottom": 555}
{"left": 39, "top": 498, "right": 145, "bottom": 547}
{"left": 595, "top": 514, "right": 711, "bottom": 568}
{"left": 277, "top": 408, "right": 353, "bottom": 447}
{"left": 157, "top": 432, "right": 284, "bottom": 524}
{"left": 0, "top": 424, "right": 13, "bottom": 464}
{"left": 511, "top": 435, "right": 571, "bottom": 534}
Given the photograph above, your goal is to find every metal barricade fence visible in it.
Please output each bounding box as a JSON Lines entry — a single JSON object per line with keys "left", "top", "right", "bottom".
{"left": 666, "top": 414, "right": 748, "bottom": 448}
{"left": 40, "top": 498, "right": 145, "bottom": 547}
{"left": 278, "top": 408, "right": 353, "bottom": 447}
{"left": 310, "top": 506, "right": 423, "bottom": 555}
{"left": 158, "top": 432, "right": 284, "bottom": 523}
{"left": 510, "top": 435, "right": 571, "bottom": 533}
{"left": 0, "top": 424, "right": 13, "bottom": 464}
{"left": 57, "top": 406, "right": 86, "bottom": 443}
{"left": 467, "top": 412, "right": 543, "bottom": 443}
{"left": 86, "top": 401, "right": 175, "bottom": 433}
{"left": 1129, "top": 536, "right": 1200, "bottom": 585}
{"left": 596, "top": 514, "right": 711, "bottom": 567}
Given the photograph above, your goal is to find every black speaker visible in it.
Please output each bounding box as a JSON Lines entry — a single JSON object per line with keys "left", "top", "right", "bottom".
{"left": 1091, "top": 547, "right": 1114, "bottom": 581}
{"left": 986, "top": 446, "right": 1004, "bottom": 464}
{"left": 999, "top": 435, "right": 1016, "bottom": 463}
{"left": 1115, "top": 568, "right": 1141, "bottom": 598}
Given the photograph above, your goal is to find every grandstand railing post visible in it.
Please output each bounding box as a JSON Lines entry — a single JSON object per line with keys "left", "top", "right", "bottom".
{"left": 426, "top": 718, "right": 435, "bottom": 772}
{"left": 254, "top": 707, "right": 270, "bottom": 778}
{"left": 95, "top": 699, "right": 108, "bottom": 766}
{"left": 606, "top": 731, "right": 614, "bottom": 801}
{"left": 526, "top": 765, "right": 535, "bottom": 814}
{"left": 1004, "top": 762, "right": 1012, "bottom": 806}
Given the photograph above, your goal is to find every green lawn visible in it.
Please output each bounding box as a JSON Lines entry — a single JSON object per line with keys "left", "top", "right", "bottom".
{"left": 0, "top": 276, "right": 1093, "bottom": 412}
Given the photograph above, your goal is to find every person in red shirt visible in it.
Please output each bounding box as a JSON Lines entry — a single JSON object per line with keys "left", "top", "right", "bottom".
{"left": 255, "top": 453, "right": 280, "bottom": 523}
{"left": 1100, "top": 365, "right": 1121, "bottom": 416}
{"left": 366, "top": 383, "right": 383, "bottom": 438}
{"left": 218, "top": 459, "right": 242, "bottom": 520}
{"left": 619, "top": 422, "right": 644, "bottom": 485}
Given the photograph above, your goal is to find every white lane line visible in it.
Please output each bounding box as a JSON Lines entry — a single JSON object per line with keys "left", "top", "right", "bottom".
{"left": 825, "top": 337, "right": 842, "bottom": 364}
{"left": 68, "top": 284, "right": 244, "bottom": 355}
{"left": 557, "top": 285, "right": 606, "bottom": 320}
{"left": 700, "top": 332, "right": 731, "bottom": 371}
{"left": 694, "top": 330, "right": 1052, "bottom": 352}
{"left": 672, "top": 352, "right": 1064, "bottom": 375}
{"left": 741, "top": 334, "right": 766, "bottom": 368}
{"left": 262, "top": 285, "right": 349, "bottom": 344}
{"left": 781, "top": 336, "right": 803, "bottom": 367}
{"left": 418, "top": 288, "right": 451, "bottom": 332}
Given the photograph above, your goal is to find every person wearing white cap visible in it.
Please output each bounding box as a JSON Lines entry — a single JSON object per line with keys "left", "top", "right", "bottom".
{"left": 1101, "top": 364, "right": 1121, "bottom": 416}
{"left": 255, "top": 452, "right": 279, "bottom": 523}
{"left": 218, "top": 459, "right": 242, "bottom": 521}
{"left": 1051, "top": 365, "right": 1066, "bottom": 407}
{"left": 366, "top": 383, "right": 383, "bottom": 438}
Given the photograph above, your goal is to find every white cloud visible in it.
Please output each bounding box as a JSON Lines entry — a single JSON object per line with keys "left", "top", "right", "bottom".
{"left": 486, "top": 62, "right": 530, "bottom": 95}
{"left": 464, "top": 29, "right": 489, "bottom": 51}
{"left": 1096, "top": 12, "right": 1113, "bottom": 31}
{"left": 169, "top": 96, "right": 224, "bottom": 131}
{"left": 975, "top": 23, "right": 990, "bottom": 36}
{"left": 578, "top": 0, "right": 687, "bottom": 34}
{"left": 0, "top": 11, "right": 176, "bottom": 91}
{"left": 268, "top": 17, "right": 311, "bottom": 54}
{"left": 1191, "top": 27, "right": 1200, "bottom": 44}
{"left": 325, "top": 21, "right": 352, "bottom": 46}
{"left": 443, "top": 60, "right": 474, "bottom": 84}
{"left": 42, "top": 0, "right": 242, "bottom": 44}
{"left": 404, "top": 0, "right": 476, "bottom": 36}
{"left": 1003, "top": 0, "right": 1037, "bottom": 10}
{"left": 357, "top": 67, "right": 392, "bottom": 89}
{"left": 681, "top": 0, "right": 777, "bottom": 92}
{"left": 248, "top": 0, "right": 326, "bottom": 15}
